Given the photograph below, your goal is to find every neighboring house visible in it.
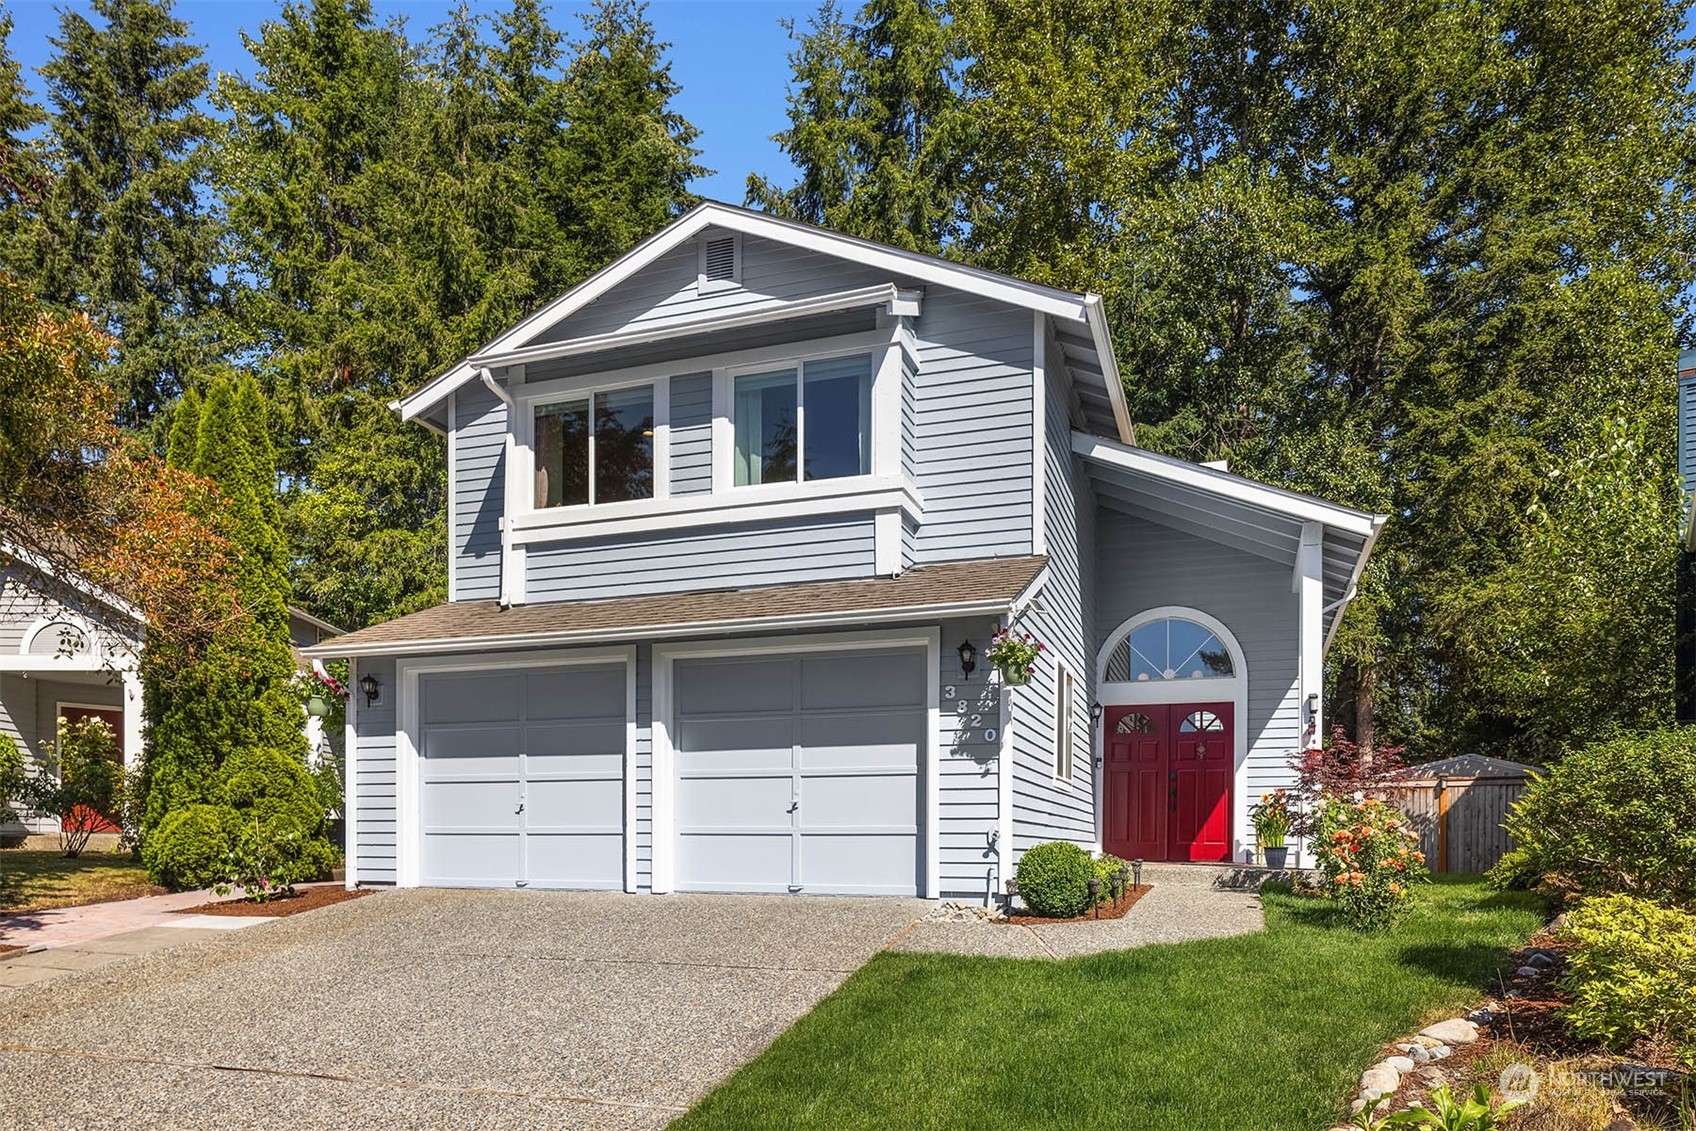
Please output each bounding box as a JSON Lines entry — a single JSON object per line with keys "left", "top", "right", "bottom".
{"left": 0, "top": 541, "right": 342, "bottom": 837}
{"left": 307, "top": 204, "right": 1386, "bottom": 901}
{"left": 1677, "top": 347, "right": 1696, "bottom": 723}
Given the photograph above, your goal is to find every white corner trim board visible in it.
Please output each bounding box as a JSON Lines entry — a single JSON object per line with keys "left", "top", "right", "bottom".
{"left": 650, "top": 627, "right": 942, "bottom": 898}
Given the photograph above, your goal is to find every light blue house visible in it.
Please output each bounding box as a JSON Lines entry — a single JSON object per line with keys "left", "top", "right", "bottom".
{"left": 309, "top": 205, "right": 1385, "bottom": 900}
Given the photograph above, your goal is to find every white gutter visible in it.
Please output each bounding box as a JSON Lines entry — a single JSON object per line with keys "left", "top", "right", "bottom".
{"left": 1322, "top": 514, "right": 1389, "bottom": 653}
{"left": 303, "top": 595, "right": 1034, "bottom": 660}
{"left": 1082, "top": 293, "right": 1136, "bottom": 446}
{"left": 479, "top": 368, "right": 514, "bottom": 407}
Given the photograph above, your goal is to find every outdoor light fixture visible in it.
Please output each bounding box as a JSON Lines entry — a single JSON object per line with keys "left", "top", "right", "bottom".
{"left": 1089, "top": 700, "right": 1104, "bottom": 723}
{"left": 1132, "top": 858, "right": 1144, "bottom": 891}
{"left": 359, "top": 672, "right": 381, "bottom": 707}
{"left": 957, "top": 640, "right": 977, "bottom": 679}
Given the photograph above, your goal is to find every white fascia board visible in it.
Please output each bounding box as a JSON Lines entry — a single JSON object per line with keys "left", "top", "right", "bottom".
{"left": 394, "top": 201, "right": 1099, "bottom": 423}
{"left": 1071, "top": 432, "right": 1382, "bottom": 538}
{"left": 303, "top": 595, "right": 1028, "bottom": 660}
{"left": 1081, "top": 294, "right": 1136, "bottom": 446}
{"left": 1685, "top": 492, "right": 1696, "bottom": 552}
{"left": 1322, "top": 513, "right": 1388, "bottom": 654}
{"left": 465, "top": 284, "right": 918, "bottom": 372}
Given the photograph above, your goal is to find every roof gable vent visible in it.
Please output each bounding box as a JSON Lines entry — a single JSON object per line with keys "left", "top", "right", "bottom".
{"left": 698, "top": 232, "right": 740, "bottom": 291}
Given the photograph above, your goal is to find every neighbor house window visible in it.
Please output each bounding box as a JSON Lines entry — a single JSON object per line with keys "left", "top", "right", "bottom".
{"left": 733, "top": 354, "right": 871, "bottom": 487}
{"left": 1055, "top": 664, "right": 1075, "bottom": 781}
{"left": 533, "top": 385, "right": 654, "bottom": 508}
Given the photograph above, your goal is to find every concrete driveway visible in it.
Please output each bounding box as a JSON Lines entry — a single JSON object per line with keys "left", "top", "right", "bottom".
{"left": 0, "top": 888, "right": 928, "bottom": 1130}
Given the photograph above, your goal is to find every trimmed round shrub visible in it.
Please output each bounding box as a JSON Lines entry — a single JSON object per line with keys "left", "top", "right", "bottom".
{"left": 219, "top": 746, "right": 327, "bottom": 839}
{"left": 1489, "top": 728, "right": 1696, "bottom": 907}
{"left": 142, "top": 803, "right": 233, "bottom": 889}
{"left": 1016, "top": 841, "right": 1096, "bottom": 918}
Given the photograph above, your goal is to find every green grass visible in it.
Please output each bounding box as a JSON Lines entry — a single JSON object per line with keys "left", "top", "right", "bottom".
{"left": 675, "top": 877, "right": 1544, "bottom": 1131}
{"left": 0, "top": 848, "right": 159, "bottom": 914}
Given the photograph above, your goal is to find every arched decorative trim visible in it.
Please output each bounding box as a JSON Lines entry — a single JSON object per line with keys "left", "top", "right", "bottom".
{"left": 1091, "top": 605, "right": 1252, "bottom": 864}
{"left": 18, "top": 613, "right": 100, "bottom": 658}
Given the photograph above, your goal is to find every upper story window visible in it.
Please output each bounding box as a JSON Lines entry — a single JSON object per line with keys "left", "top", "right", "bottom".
{"left": 533, "top": 384, "right": 655, "bottom": 508}
{"left": 733, "top": 353, "right": 871, "bottom": 487}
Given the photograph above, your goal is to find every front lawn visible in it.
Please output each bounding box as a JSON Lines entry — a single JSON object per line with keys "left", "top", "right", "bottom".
{"left": 0, "top": 849, "right": 160, "bottom": 913}
{"left": 676, "top": 877, "right": 1543, "bottom": 1131}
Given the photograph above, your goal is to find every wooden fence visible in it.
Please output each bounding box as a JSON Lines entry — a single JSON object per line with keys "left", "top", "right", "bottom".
{"left": 1377, "top": 775, "right": 1527, "bottom": 874}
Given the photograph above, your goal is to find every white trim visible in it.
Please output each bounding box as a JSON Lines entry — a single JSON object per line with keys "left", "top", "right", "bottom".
{"left": 1296, "top": 521, "right": 1324, "bottom": 757}
{"left": 446, "top": 393, "right": 458, "bottom": 601}
{"left": 1080, "top": 295, "right": 1135, "bottom": 445}
{"left": 624, "top": 648, "right": 640, "bottom": 893}
{"left": 996, "top": 683, "right": 1015, "bottom": 892}
{"left": 1094, "top": 606, "right": 1252, "bottom": 861}
{"left": 17, "top": 612, "right": 104, "bottom": 658}
{"left": 709, "top": 368, "right": 731, "bottom": 494}
{"left": 0, "top": 539, "right": 145, "bottom": 624}
{"left": 395, "top": 646, "right": 637, "bottom": 890}
{"left": 499, "top": 366, "right": 526, "bottom": 607}
{"left": 652, "top": 375, "right": 671, "bottom": 501}
{"left": 873, "top": 509, "right": 902, "bottom": 576}
{"left": 120, "top": 669, "right": 143, "bottom": 772}
{"left": 1052, "top": 660, "right": 1074, "bottom": 783}
{"left": 393, "top": 203, "right": 1116, "bottom": 427}
{"left": 695, "top": 228, "right": 741, "bottom": 294}
{"left": 344, "top": 657, "right": 359, "bottom": 890}
{"left": 1031, "top": 312, "right": 1048, "bottom": 555}
{"left": 651, "top": 627, "right": 942, "bottom": 898}
{"left": 1322, "top": 513, "right": 1388, "bottom": 653}
{"left": 1072, "top": 431, "right": 1382, "bottom": 537}
{"left": 0, "top": 656, "right": 113, "bottom": 672}
{"left": 308, "top": 590, "right": 1031, "bottom": 660}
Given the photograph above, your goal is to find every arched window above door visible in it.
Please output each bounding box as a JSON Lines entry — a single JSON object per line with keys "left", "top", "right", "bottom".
{"left": 1104, "top": 616, "right": 1235, "bottom": 683}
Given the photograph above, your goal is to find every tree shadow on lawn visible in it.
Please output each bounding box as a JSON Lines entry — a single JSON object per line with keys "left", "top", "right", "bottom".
{"left": 1394, "top": 941, "right": 1522, "bottom": 987}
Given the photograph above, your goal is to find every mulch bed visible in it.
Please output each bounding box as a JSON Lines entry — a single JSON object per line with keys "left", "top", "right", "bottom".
{"left": 1001, "top": 884, "right": 1153, "bottom": 926}
{"left": 175, "top": 886, "right": 374, "bottom": 918}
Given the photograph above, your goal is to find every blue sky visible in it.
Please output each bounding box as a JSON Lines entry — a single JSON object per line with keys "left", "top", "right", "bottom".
{"left": 3, "top": 0, "right": 821, "bottom": 203}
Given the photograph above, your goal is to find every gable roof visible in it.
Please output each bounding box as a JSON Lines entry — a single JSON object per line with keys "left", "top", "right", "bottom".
{"left": 393, "top": 202, "right": 1133, "bottom": 443}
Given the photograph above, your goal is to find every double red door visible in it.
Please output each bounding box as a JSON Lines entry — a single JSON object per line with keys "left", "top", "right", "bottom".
{"left": 1103, "top": 703, "right": 1232, "bottom": 862}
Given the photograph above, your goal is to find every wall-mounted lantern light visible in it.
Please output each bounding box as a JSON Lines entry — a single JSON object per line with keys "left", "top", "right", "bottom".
{"left": 359, "top": 672, "right": 382, "bottom": 707}
{"left": 957, "top": 640, "right": 977, "bottom": 679}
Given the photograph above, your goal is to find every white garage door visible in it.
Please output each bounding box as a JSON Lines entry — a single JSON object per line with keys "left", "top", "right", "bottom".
{"left": 672, "top": 649, "right": 925, "bottom": 896}
{"left": 419, "top": 664, "right": 625, "bottom": 888}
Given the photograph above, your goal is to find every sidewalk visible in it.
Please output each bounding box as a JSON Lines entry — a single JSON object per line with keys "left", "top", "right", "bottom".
{"left": 0, "top": 887, "right": 273, "bottom": 991}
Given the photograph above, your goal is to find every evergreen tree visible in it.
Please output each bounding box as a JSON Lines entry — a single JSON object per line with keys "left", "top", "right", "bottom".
{"left": 25, "top": 0, "right": 219, "bottom": 428}
{"left": 0, "top": 14, "right": 46, "bottom": 270}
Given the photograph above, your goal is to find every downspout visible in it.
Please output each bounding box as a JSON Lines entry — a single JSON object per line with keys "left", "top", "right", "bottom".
{"left": 479, "top": 367, "right": 514, "bottom": 407}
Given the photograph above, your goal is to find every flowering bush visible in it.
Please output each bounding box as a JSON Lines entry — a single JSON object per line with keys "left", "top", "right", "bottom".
{"left": 1250, "top": 789, "right": 1295, "bottom": 848}
{"left": 986, "top": 627, "right": 1043, "bottom": 681}
{"left": 1313, "top": 796, "right": 1427, "bottom": 929}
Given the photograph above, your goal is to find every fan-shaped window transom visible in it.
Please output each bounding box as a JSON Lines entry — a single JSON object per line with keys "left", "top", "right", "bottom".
{"left": 1105, "top": 617, "right": 1235, "bottom": 683}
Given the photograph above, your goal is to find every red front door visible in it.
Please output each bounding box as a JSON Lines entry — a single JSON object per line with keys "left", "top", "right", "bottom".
{"left": 57, "top": 704, "right": 123, "bottom": 834}
{"left": 1103, "top": 703, "right": 1233, "bottom": 863}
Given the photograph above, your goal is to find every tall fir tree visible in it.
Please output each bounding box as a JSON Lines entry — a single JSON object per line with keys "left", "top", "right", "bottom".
{"left": 24, "top": 0, "right": 219, "bottom": 428}
{"left": 0, "top": 14, "right": 45, "bottom": 272}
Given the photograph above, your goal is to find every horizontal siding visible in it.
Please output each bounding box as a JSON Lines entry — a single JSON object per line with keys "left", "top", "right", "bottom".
{"left": 906, "top": 290, "right": 1033, "bottom": 564}
{"left": 353, "top": 656, "right": 398, "bottom": 884}
{"left": 937, "top": 616, "right": 1005, "bottom": 901}
{"left": 451, "top": 385, "right": 505, "bottom": 601}
{"left": 668, "top": 372, "right": 713, "bottom": 498}
{"left": 1095, "top": 513, "right": 1300, "bottom": 859}
{"left": 1011, "top": 359, "right": 1094, "bottom": 855}
{"left": 525, "top": 515, "right": 877, "bottom": 602}
{"left": 534, "top": 232, "right": 902, "bottom": 345}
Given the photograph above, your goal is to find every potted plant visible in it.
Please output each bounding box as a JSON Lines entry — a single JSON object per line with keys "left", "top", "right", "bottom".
{"left": 303, "top": 669, "right": 349, "bottom": 720}
{"left": 1251, "top": 789, "right": 1295, "bottom": 869}
{"left": 986, "top": 627, "right": 1043, "bottom": 687}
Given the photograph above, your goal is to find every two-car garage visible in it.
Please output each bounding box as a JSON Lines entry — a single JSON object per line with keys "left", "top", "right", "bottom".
{"left": 407, "top": 639, "right": 932, "bottom": 897}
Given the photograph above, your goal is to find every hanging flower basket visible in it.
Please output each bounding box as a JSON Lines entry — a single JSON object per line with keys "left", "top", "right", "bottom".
{"left": 987, "top": 628, "right": 1043, "bottom": 688}
{"left": 305, "top": 693, "right": 332, "bottom": 719}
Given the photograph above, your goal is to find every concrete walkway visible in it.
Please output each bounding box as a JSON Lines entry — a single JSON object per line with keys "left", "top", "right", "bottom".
{"left": 889, "top": 863, "right": 1267, "bottom": 958}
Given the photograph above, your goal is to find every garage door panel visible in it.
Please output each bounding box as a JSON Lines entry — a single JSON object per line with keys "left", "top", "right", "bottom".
{"left": 675, "top": 658, "right": 795, "bottom": 715}
{"left": 799, "top": 711, "right": 922, "bottom": 770}
{"left": 799, "top": 773, "right": 919, "bottom": 827}
{"left": 423, "top": 779, "right": 521, "bottom": 831}
{"left": 524, "top": 719, "right": 625, "bottom": 758}
{"left": 422, "top": 833, "right": 521, "bottom": 884}
{"left": 523, "top": 667, "right": 625, "bottom": 719}
{"left": 422, "top": 674, "right": 521, "bottom": 724}
{"left": 675, "top": 716, "right": 794, "bottom": 757}
{"left": 421, "top": 726, "right": 521, "bottom": 762}
{"left": 526, "top": 833, "right": 624, "bottom": 888}
{"left": 677, "top": 774, "right": 790, "bottom": 828}
{"left": 673, "top": 743, "right": 792, "bottom": 774}
{"left": 525, "top": 777, "right": 623, "bottom": 828}
{"left": 526, "top": 751, "right": 624, "bottom": 780}
{"left": 677, "top": 834, "right": 792, "bottom": 892}
{"left": 801, "top": 653, "right": 926, "bottom": 710}
{"left": 800, "top": 834, "right": 920, "bottom": 893}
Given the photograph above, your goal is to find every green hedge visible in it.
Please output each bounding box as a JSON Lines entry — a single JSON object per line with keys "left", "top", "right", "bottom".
{"left": 1016, "top": 841, "right": 1096, "bottom": 918}
{"left": 1559, "top": 894, "right": 1696, "bottom": 1067}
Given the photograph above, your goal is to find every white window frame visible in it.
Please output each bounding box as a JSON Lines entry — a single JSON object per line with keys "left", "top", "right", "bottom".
{"left": 1054, "top": 661, "right": 1075, "bottom": 783}
{"left": 515, "top": 373, "right": 661, "bottom": 515}
{"left": 722, "top": 346, "right": 878, "bottom": 492}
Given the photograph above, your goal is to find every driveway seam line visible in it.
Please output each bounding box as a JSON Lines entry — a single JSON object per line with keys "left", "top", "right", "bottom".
{"left": 1022, "top": 924, "right": 1060, "bottom": 959}
{"left": 0, "top": 1042, "right": 689, "bottom": 1114}
{"left": 430, "top": 952, "right": 860, "bottom": 974}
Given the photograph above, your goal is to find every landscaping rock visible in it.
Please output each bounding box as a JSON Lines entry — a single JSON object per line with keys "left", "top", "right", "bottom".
{"left": 1515, "top": 965, "right": 1541, "bottom": 977}
{"left": 1383, "top": 1055, "right": 1415, "bottom": 1073}
{"left": 1411, "top": 1035, "right": 1444, "bottom": 1049}
{"left": 1360, "top": 1064, "right": 1401, "bottom": 1096}
{"left": 1348, "top": 1098, "right": 1368, "bottom": 1116}
{"left": 1418, "top": 1018, "right": 1479, "bottom": 1045}
{"left": 1403, "top": 1044, "right": 1430, "bottom": 1064}
{"left": 1428, "top": 1044, "right": 1452, "bottom": 1060}
{"left": 1527, "top": 951, "right": 1554, "bottom": 968}
{"left": 923, "top": 902, "right": 992, "bottom": 923}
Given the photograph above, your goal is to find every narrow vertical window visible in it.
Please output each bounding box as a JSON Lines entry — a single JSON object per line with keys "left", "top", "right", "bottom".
{"left": 733, "top": 369, "right": 798, "bottom": 486}
{"left": 802, "top": 354, "right": 872, "bottom": 481}
{"left": 1055, "top": 665, "right": 1074, "bottom": 781}
{"left": 534, "top": 398, "right": 589, "bottom": 508}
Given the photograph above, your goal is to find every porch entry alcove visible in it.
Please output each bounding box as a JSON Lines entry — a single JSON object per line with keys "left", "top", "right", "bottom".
{"left": 1098, "top": 609, "right": 1243, "bottom": 863}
